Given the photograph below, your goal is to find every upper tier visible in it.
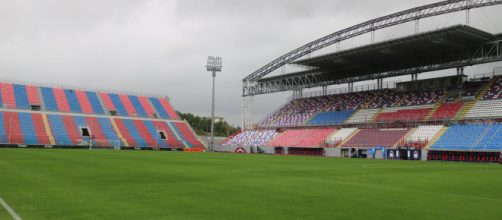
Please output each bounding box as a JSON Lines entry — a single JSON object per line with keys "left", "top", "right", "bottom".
{"left": 259, "top": 75, "right": 502, "bottom": 127}
{"left": 0, "top": 81, "right": 180, "bottom": 120}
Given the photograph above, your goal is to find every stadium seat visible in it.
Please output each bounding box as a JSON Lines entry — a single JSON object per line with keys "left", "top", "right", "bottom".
{"left": 268, "top": 128, "right": 336, "bottom": 147}
{"left": 75, "top": 90, "right": 94, "bottom": 114}
{"left": 25, "top": 85, "right": 41, "bottom": 106}
{"left": 430, "top": 102, "right": 463, "bottom": 120}
{"left": 171, "top": 122, "right": 204, "bottom": 148}
{"left": 1, "top": 83, "right": 17, "bottom": 109}
{"left": 375, "top": 105, "right": 433, "bottom": 122}
{"left": 327, "top": 128, "right": 358, "bottom": 145}
{"left": 53, "top": 88, "right": 72, "bottom": 113}
{"left": 13, "top": 84, "right": 30, "bottom": 110}
{"left": 308, "top": 110, "right": 355, "bottom": 125}
{"left": 465, "top": 99, "right": 502, "bottom": 119}
{"left": 484, "top": 76, "right": 502, "bottom": 100}
{"left": 64, "top": 89, "right": 83, "bottom": 113}
{"left": 41, "top": 87, "right": 59, "bottom": 112}
{"left": 431, "top": 124, "right": 502, "bottom": 151}
{"left": 340, "top": 128, "right": 409, "bottom": 148}
{"left": 223, "top": 129, "right": 278, "bottom": 147}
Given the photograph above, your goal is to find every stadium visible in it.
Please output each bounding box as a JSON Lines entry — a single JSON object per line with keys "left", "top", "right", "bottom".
{"left": 1, "top": 0, "right": 502, "bottom": 219}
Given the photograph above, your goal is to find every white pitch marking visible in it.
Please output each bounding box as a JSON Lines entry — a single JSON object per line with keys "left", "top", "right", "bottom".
{"left": 0, "top": 197, "right": 22, "bottom": 220}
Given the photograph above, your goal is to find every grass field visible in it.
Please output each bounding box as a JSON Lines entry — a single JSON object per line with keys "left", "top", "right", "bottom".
{"left": 0, "top": 149, "right": 501, "bottom": 220}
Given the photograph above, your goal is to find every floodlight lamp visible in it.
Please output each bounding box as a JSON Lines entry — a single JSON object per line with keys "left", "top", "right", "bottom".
{"left": 206, "top": 56, "right": 222, "bottom": 72}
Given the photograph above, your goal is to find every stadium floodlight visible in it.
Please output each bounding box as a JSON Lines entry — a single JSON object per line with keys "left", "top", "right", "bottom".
{"left": 206, "top": 56, "right": 222, "bottom": 151}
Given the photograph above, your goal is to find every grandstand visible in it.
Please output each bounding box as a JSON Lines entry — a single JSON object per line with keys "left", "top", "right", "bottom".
{"left": 0, "top": 81, "right": 204, "bottom": 150}
{"left": 226, "top": 1, "right": 502, "bottom": 162}
{"left": 227, "top": 73, "right": 502, "bottom": 161}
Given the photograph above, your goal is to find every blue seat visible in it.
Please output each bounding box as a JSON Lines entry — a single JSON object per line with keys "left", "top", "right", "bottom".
{"left": 308, "top": 110, "right": 355, "bottom": 125}
{"left": 432, "top": 124, "right": 502, "bottom": 151}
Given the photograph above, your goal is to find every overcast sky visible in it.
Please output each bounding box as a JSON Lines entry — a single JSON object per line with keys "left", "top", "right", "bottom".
{"left": 0, "top": 0, "right": 501, "bottom": 126}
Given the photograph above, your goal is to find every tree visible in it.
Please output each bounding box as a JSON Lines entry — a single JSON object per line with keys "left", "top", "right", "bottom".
{"left": 177, "top": 111, "right": 239, "bottom": 137}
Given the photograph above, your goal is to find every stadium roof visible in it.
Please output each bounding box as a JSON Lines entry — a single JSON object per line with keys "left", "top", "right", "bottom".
{"left": 263, "top": 25, "right": 493, "bottom": 83}
{"left": 244, "top": 25, "right": 502, "bottom": 96}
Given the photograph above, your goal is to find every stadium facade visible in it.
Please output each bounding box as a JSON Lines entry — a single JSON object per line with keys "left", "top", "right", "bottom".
{"left": 223, "top": 0, "right": 502, "bottom": 162}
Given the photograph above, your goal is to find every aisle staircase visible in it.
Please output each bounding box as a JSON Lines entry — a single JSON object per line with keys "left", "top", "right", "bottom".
{"left": 425, "top": 126, "right": 449, "bottom": 149}
{"left": 424, "top": 91, "right": 448, "bottom": 121}
{"left": 40, "top": 113, "right": 55, "bottom": 145}
{"left": 109, "top": 117, "right": 128, "bottom": 147}
{"left": 337, "top": 129, "right": 360, "bottom": 147}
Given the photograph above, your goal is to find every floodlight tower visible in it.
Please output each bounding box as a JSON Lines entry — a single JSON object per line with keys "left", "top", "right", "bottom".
{"left": 206, "top": 56, "right": 222, "bottom": 151}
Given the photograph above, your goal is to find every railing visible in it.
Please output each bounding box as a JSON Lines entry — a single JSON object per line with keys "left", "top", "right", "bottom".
{"left": 297, "top": 81, "right": 399, "bottom": 100}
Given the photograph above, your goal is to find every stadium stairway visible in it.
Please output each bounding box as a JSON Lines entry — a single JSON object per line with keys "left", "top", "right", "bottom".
{"left": 109, "top": 117, "right": 129, "bottom": 147}
{"left": 41, "top": 113, "right": 56, "bottom": 145}
{"left": 337, "top": 129, "right": 360, "bottom": 147}
{"left": 455, "top": 100, "right": 475, "bottom": 120}
{"left": 478, "top": 77, "right": 498, "bottom": 99}
{"left": 167, "top": 122, "right": 190, "bottom": 148}
{"left": 425, "top": 126, "right": 449, "bottom": 149}
{"left": 360, "top": 94, "right": 379, "bottom": 109}
{"left": 456, "top": 79, "right": 497, "bottom": 120}
{"left": 32, "top": 113, "right": 51, "bottom": 145}
{"left": 424, "top": 92, "right": 448, "bottom": 121}
{"left": 424, "top": 103, "right": 441, "bottom": 121}
{"left": 345, "top": 108, "right": 381, "bottom": 124}
{"left": 327, "top": 128, "right": 358, "bottom": 146}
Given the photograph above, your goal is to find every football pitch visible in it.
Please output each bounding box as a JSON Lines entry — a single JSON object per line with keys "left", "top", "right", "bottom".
{"left": 0, "top": 149, "right": 501, "bottom": 220}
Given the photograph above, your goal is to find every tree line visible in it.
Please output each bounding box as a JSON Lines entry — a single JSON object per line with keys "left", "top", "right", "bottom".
{"left": 177, "top": 111, "right": 240, "bottom": 137}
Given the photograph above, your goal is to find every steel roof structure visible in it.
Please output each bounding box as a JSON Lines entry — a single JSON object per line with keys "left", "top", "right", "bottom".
{"left": 242, "top": 0, "right": 502, "bottom": 97}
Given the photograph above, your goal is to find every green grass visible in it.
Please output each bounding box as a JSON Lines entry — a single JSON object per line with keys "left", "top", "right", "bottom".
{"left": 0, "top": 149, "right": 501, "bottom": 220}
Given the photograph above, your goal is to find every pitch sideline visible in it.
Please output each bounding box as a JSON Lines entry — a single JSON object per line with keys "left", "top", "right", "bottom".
{"left": 0, "top": 197, "right": 22, "bottom": 220}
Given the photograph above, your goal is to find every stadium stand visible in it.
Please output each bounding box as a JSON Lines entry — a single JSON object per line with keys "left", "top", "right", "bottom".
{"left": 431, "top": 124, "right": 502, "bottom": 151}
{"left": 430, "top": 102, "right": 463, "bottom": 120}
{"left": 308, "top": 110, "right": 355, "bottom": 125}
{"left": 465, "top": 99, "right": 502, "bottom": 119}
{"left": 405, "top": 125, "right": 443, "bottom": 149}
{"left": 375, "top": 105, "right": 433, "bottom": 122}
{"left": 327, "top": 128, "right": 358, "bottom": 145}
{"left": 268, "top": 128, "right": 335, "bottom": 147}
{"left": 0, "top": 81, "right": 202, "bottom": 149}
{"left": 345, "top": 109, "right": 380, "bottom": 124}
{"left": 223, "top": 129, "right": 278, "bottom": 147}
{"left": 484, "top": 76, "right": 502, "bottom": 100}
